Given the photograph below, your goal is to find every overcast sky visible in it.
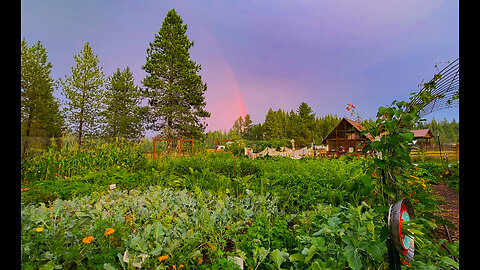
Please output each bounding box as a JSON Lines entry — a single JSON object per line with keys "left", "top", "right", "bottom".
{"left": 21, "top": 0, "right": 459, "bottom": 135}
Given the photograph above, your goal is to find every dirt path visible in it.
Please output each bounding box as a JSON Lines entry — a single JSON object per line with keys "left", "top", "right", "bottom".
{"left": 431, "top": 182, "right": 459, "bottom": 242}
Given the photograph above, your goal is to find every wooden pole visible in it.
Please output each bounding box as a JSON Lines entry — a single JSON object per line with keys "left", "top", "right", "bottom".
{"left": 61, "top": 131, "right": 64, "bottom": 151}
{"left": 153, "top": 138, "right": 156, "bottom": 160}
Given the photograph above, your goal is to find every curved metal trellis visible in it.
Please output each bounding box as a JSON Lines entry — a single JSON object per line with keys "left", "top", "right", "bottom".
{"left": 410, "top": 58, "right": 459, "bottom": 118}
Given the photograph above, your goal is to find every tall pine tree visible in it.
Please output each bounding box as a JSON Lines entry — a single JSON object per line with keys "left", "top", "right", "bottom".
{"left": 60, "top": 42, "right": 105, "bottom": 145}
{"left": 142, "top": 9, "right": 210, "bottom": 139}
{"left": 296, "top": 102, "right": 316, "bottom": 146}
{"left": 21, "top": 38, "right": 63, "bottom": 153}
{"left": 102, "top": 67, "right": 147, "bottom": 140}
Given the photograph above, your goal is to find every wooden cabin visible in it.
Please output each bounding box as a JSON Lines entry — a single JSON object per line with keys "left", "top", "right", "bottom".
{"left": 411, "top": 129, "right": 434, "bottom": 149}
{"left": 321, "top": 117, "right": 373, "bottom": 157}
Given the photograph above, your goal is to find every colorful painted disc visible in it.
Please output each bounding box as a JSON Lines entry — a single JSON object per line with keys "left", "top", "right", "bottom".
{"left": 400, "top": 210, "right": 411, "bottom": 250}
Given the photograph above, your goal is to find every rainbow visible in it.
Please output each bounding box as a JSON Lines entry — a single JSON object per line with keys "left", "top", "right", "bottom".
{"left": 220, "top": 59, "right": 247, "bottom": 119}
{"left": 179, "top": 5, "right": 247, "bottom": 123}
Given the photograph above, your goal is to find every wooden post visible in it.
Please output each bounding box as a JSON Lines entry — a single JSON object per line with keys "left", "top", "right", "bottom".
{"left": 152, "top": 138, "right": 156, "bottom": 160}
{"left": 61, "top": 131, "right": 64, "bottom": 152}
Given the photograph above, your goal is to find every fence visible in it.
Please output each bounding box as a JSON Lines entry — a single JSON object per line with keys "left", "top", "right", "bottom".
{"left": 410, "top": 144, "right": 459, "bottom": 161}
{"left": 148, "top": 138, "right": 210, "bottom": 159}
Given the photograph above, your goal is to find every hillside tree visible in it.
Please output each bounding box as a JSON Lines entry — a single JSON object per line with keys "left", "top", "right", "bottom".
{"left": 142, "top": 9, "right": 210, "bottom": 139}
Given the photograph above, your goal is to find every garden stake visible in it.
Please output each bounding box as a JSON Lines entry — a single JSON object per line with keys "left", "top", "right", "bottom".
{"left": 381, "top": 168, "right": 401, "bottom": 269}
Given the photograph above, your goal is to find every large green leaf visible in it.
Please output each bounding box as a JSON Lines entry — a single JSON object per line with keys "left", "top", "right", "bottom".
{"left": 269, "top": 249, "right": 287, "bottom": 269}
{"left": 312, "top": 237, "right": 327, "bottom": 252}
{"left": 288, "top": 253, "right": 304, "bottom": 263}
{"left": 366, "top": 239, "right": 387, "bottom": 262}
{"left": 345, "top": 245, "right": 362, "bottom": 270}
{"left": 304, "top": 245, "right": 319, "bottom": 264}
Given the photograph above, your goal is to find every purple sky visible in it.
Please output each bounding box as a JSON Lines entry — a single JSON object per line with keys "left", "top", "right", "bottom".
{"left": 21, "top": 0, "right": 459, "bottom": 136}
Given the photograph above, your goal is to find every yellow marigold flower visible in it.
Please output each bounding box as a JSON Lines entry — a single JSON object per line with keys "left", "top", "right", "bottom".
{"left": 158, "top": 255, "right": 169, "bottom": 262}
{"left": 104, "top": 228, "right": 115, "bottom": 236}
{"left": 82, "top": 236, "right": 94, "bottom": 244}
{"left": 179, "top": 265, "right": 184, "bottom": 269}
{"left": 35, "top": 227, "right": 43, "bottom": 232}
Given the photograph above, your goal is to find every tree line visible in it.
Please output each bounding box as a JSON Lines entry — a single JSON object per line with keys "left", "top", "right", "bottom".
{"left": 21, "top": 9, "right": 210, "bottom": 153}
{"left": 21, "top": 8, "right": 458, "bottom": 153}
{"left": 206, "top": 105, "right": 459, "bottom": 149}
{"left": 206, "top": 102, "right": 343, "bottom": 149}
{"left": 414, "top": 117, "right": 459, "bottom": 144}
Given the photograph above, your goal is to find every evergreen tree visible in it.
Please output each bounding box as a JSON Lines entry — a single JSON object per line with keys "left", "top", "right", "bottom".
{"left": 142, "top": 9, "right": 210, "bottom": 140}
{"left": 249, "top": 123, "right": 265, "bottom": 141}
{"left": 21, "top": 39, "right": 63, "bottom": 152}
{"left": 316, "top": 114, "right": 340, "bottom": 142}
{"left": 295, "top": 102, "right": 316, "bottom": 147}
{"left": 232, "top": 114, "right": 254, "bottom": 139}
{"left": 232, "top": 116, "right": 244, "bottom": 135}
{"left": 243, "top": 114, "right": 253, "bottom": 134}
{"left": 285, "top": 110, "right": 297, "bottom": 140}
{"left": 264, "top": 108, "right": 282, "bottom": 140}
{"left": 102, "top": 67, "right": 147, "bottom": 140}
{"left": 60, "top": 42, "right": 105, "bottom": 145}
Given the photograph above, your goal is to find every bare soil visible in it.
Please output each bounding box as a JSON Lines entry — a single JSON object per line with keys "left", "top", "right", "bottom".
{"left": 431, "top": 182, "right": 459, "bottom": 242}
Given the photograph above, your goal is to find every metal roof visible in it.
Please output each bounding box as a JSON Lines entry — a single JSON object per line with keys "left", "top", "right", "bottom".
{"left": 411, "top": 129, "right": 434, "bottom": 138}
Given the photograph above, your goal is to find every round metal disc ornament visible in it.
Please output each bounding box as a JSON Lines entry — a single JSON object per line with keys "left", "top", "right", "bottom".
{"left": 388, "top": 198, "right": 415, "bottom": 261}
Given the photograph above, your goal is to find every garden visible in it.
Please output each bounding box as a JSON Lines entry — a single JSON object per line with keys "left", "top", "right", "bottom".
{"left": 21, "top": 139, "right": 459, "bottom": 269}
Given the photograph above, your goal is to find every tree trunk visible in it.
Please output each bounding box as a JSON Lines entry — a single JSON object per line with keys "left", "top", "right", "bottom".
{"left": 22, "top": 112, "right": 33, "bottom": 158}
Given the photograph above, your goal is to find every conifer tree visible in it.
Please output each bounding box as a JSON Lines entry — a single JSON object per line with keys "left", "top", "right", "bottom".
{"left": 296, "top": 102, "right": 316, "bottom": 146}
{"left": 21, "top": 38, "right": 63, "bottom": 153}
{"left": 102, "top": 67, "right": 147, "bottom": 140}
{"left": 264, "top": 108, "right": 282, "bottom": 140}
{"left": 142, "top": 9, "right": 210, "bottom": 139}
{"left": 60, "top": 42, "right": 104, "bottom": 145}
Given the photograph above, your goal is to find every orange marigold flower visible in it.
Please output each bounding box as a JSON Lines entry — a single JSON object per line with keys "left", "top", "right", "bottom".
{"left": 82, "top": 236, "right": 94, "bottom": 244}
{"left": 158, "top": 255, "right": 169, "bottom": 262}
{"left": 35, "top": 227, "right": 43, "bottom": 232}
{"left": 207, "top": 242, "right": 216, "bottom": 251}
{"left": 104, "top": 228, "right": 115, "bottom": 237}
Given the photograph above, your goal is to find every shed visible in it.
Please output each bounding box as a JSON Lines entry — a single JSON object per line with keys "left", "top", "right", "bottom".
{"left": 411, "top": 129, "right": 434, "bottom": 148}
{"left": 321, "top": 117, "right": 373, "bottom": 156}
